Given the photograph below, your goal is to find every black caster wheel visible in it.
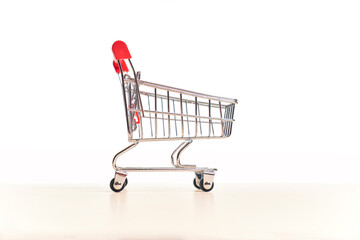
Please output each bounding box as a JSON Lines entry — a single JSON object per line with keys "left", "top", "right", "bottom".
{"left": 193, "top": 178, "right": 201, "bottom": 190}
{"left": 110, "top": 178, "right": 128, "bottom": 192}
{"left": 199, "top": 179, "right": 214, "bottom": 192}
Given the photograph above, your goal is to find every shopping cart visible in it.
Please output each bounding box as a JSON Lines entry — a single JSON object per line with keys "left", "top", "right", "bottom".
{"left": 110, "top": 40, "right": 237, "bottom": 192}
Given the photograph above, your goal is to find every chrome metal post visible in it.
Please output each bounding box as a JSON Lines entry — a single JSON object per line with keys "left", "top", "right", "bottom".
{"left": 161, "top": 97, "right": 165, "bottom": 137}
{"left": 219, "top": 101, "right": 224, "bottom": 137}
{"left": 208, "top": 99, "right": 211, "bottom": 137}
{"left": 170, "top": 139, "right": 195, "bottom": 168}
{"left": 167, "top": 91, "right": 170, "bottom": 137}
{"left": 180, "top": 94, "right": 184, "bottom": 137}
{"left": 185, "top": 101, "right": 190, "bottom": 136}
{"left": 154, "top": 88, "right": 157, "bottom": 138}
{"left": 112, "top": 141, "right": 139, "bottom": 171}
{"left": 195, "top": 97, "right": 198, "bottom": 137}
{"left": 147, "top": 95, "right": 153, "bottom": 137}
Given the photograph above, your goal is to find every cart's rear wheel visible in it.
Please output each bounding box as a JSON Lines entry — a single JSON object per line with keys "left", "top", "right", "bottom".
{"left": 199, "top": 179, "right": 214, "bottom": 192}
{"left": 110, "top": 178, "right": 128, "bottom": 192}
{"left": 193, "top": 178, "right": 201, "bottom": 189}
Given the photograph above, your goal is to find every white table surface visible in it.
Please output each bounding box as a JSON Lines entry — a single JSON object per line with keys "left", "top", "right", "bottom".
{"left": 1, "top": 183, "right": 360, "bottom": 240}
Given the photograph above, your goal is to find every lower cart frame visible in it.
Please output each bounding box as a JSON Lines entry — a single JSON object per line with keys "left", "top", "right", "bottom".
{"left": 112, "top": 139, "right": 217, "bottom": 192}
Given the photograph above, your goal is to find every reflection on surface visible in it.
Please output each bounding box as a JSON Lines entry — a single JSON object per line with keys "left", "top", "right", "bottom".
{"left": 1, "top": 183, "right": 360, "bottom": 239}
{"left": 192, "top": 190, "right": 215, "bottom": 226}
{"left": 110, "top": 190, "right": 128, "bottom": 217}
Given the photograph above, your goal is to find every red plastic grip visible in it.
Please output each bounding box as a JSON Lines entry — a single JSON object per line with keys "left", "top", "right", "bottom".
{"left": 112, "top": 40, "right": 132, "bottom": 60}
{"left": 113, "top": 60, "right": 129, "bottom": 73}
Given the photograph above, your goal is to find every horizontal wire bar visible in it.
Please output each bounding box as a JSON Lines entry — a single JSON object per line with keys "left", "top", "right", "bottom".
{"left": 115, "top": 167, "right": 217, "bottom": 172}
{"left": 128, "top": 136, "right": 230, "bottom": 142}
{"left": 124, "top": 78, "right": 237, "bottom": 104}
{"left": 128, "top": 109, "right": 235, "bottom": 122}
{"left": 139, "top": 91, "right": 224, "bottom": 108}
{"left": 140, "top": 115, "right": 223, "bottom": 124}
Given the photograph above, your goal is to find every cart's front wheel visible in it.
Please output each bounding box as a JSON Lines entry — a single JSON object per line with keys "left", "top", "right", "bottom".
{"left": 199, "top": 179, "right": 214, "bottom": 192}
{"left": 110, "top": 178, "right": 128, "bottom": 192}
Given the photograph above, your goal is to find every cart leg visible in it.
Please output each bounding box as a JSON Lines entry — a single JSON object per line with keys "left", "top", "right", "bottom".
{"left": 171, "top": 139, "right": 195, "bottom": 168}
{"left": 112, "top": 141, "right": 139, "bottom": 171}
{"left": 110, "top": 141, "right": 139, "bottom": 192}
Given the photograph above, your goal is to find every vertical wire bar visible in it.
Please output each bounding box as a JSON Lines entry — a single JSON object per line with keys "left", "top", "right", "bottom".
{"left": 228, "top": 105, "right": 232, "bottom": 136}
{"left": 198, "top": 104, "right": 202, "bottom": 135}
{"left": 180, "top": 94, "right": 184, "bottom": 137}
{"left": 172, "top": 99, "right": 178, "bottom": 136}
{"left": 154, "top": 88, "right": 157, "bottom": 139}
{"left": 167, "top": 91, "right": 170, "bottom": 138}
{"left": 211, "top": 120, "right": 215, "bottom": 135}
{"left": 137, "top": 118, "right": 140, "bottom": 138}
{"left": 131, "top": 81, "right": 141, "bottom": 139}
{"left": 140, "top": 120, "right": 144, "bottom": 138}
{"left": 147, "top": 95, "right": 153, "bottom": 137}
{"left": 211, "top": 105, "right": 215, "bottom": 135}
{"left": 195, "top": 97, "right": 198, "bottom": 137}
{"left": 225, "top": 105, "right": 230, "bottom": 137}
{"left": 223, "top": 105, "right": 228, "bottom": 137}
{"left": 128, "top": 83, "right": 133, "bottom": 139}
{"left": 208, "top": 99, "right": 211, "bottom": 137}
{"left": 128, "top": 83, "right": 131, "bottom": 105}
{"left": 230, "top": 104, "right": 234, "bottom": 135}
{"left": 161, "top": 97, "right": 165, "bottom": 137}
{"left": 138, "top": 118, "right": 140, "bottom": 138}
{"left": 219, "top": 101, "right": 224, "bottom": 137}
{"left": 229, "top": 104, "right": 235, "bottom": 136}
{"left": 138, "top": 92, "right": 144, "bottom": 139}
{"left": 185, "top": 101, "right": 190, "bottom": 136}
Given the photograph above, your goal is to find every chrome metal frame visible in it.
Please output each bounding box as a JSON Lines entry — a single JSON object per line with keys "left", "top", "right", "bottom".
{"left": 111, "top": 58, "right": 237, "bottom": 192}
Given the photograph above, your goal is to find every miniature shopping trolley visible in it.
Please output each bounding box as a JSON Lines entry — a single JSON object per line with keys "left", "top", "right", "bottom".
{"left": 110, "top": 40, "right": 237, "bottom": 192}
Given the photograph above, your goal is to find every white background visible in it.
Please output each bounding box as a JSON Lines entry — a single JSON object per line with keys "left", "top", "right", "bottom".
{"left": 0, "top": 0, "right": 359, "bottom": 184}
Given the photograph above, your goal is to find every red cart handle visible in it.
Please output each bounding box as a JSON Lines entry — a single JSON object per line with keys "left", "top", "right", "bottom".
{"left": 113, "top": 60, "right": 129, "bottom": 73}
{"left": 112, "top": 40, "right": 132, "bottom": 60}
{"left": 112, "top": 40, "right": 145, "bottom": 118}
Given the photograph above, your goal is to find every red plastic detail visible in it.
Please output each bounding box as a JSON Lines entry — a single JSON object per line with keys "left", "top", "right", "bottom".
{"left": 129, "top": 103, "right": 140, "bottom": 124}
{"left": 134, "top": 112, "right": 140, "bottom": 124}
{"left": 112, "top": 40, "right": 132, "bottom": 60}
{"left": 113, "top": 60, "right": 120, "bottom": 74}
{"left": 113, "top": 60, "right": 129, "bottom": 73}
{"left": 120, "top": 60, "right": 129, "bottom": 72}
